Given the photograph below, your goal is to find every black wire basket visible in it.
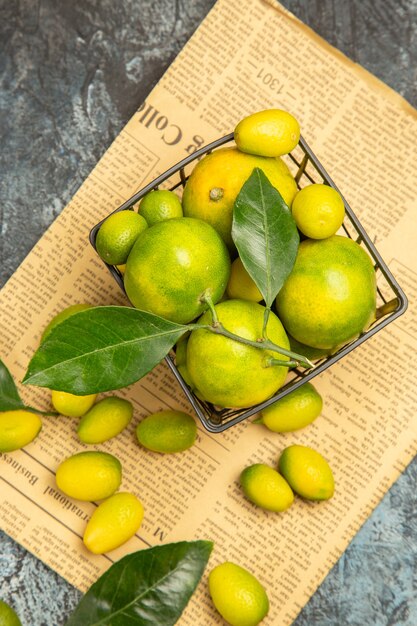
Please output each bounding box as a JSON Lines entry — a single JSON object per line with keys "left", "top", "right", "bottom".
{"left": 90, "top": 132, "right": 408, "bottom": 433}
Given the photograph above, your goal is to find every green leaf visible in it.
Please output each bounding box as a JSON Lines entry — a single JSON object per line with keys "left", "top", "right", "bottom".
{"left": 232, "top": 168, "right": 299, "bottom": 308}
{"left": 0, "top": 357, "right": 25, "bottom": 411}
{"left": 65, "top": 540, "right": 213, "bottom": 626}
{"left": 23, "top": 306, "right": 189, "bottom": 395}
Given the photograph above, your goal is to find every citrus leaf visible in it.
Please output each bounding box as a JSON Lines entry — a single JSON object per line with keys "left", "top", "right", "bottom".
{"left": 65, "top": 540, "right": 213, "bottom": 626}
{"left": 0, "top": 357, "right": 25, "bottom": 411}
{"left": 23, "top": 306, "right": 189, "bottom": 394}
{"left": 232, "top": 168, "right": 299, "bottom": 308}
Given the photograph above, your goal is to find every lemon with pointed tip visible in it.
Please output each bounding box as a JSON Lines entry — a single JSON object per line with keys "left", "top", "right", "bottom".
{"left": 235, "top": 108, "right": 300, "bottom": 157}
{"left": 51, "top": 390, "right": 97, "bottom": 418}
{"left": 209, "top": 561, "right": 269, "bottom": 626}
{"left": 240, "top": 463, "right": 294, "bottom": 512}
{"left": 77, "top": 396, "right": 133, "bottom": 444}
{"left": 256, "top": 382, "right": 323, "bottom": 432}
{"left": 83, "top": 492, "right": 144, "bottom": 554}
{"left": 291, "top": 183, "right": 345, "bottom": 239}
{"left": 0, "top": 410, "right": 42, "bottom": 452}
{"left": 56, "top": 451, "right": 122, "bottom": 501}
{"left": 0, "top": 600, "right": 22, "bottom": 626}
{"left": 278, "top": 444, "right": 335, "bottom": 501}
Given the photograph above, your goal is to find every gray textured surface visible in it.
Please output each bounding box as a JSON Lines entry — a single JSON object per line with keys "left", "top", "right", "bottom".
{"left": 1, "top": 1, "right": 416, "bottom": 624}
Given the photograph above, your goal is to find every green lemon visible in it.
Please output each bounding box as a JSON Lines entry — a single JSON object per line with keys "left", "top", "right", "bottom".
{"left": 77, "top": 396, "right": 133, "bottom": 444}
{"left": 124, "top": 217, "right": 231, "bottom": 324}
{"left": 234, "top": 108, "right": 300, "bottom": 157}
{"left": 182, "top": 147, "right": 297, "bottom": 250}
{"left": 41, "top": 303, "right": 92, "bottom": 342}
{"left": 138, "top": 189, "right": 183, "bottom": 225}
{"left": 240, "top": 463, "right": 294, "bottom": 512}
{"left": 275, "top": 235, "right": 377, "bottom": 349}
{"left": 278, "top": 444, "right": 335, "bottom": 501}
{"left": 186, "top": 300, "right": 289, "bottom": 409}
{"left": 0, "top": 410, "right": 42, "bottom": 452}
{"left": 83, "top": 492, "right": 144, "bottom": 554}
{"left": 95, "top": 210, "right": 148, "bottom": 265}
{"left": 51, "top": 390, "right": 97, "bottom": 418}
{"left": 175, "top": 333, "right": 190, "bottom": 366}
{"left": 0, "top": 600, "right": 22, "bottom": 626}
{"left": 256, "top": 382, "right": 323, "bottom": 432}
{"left": 291, "top": 184, "right": 345, "bottom": 239}
{"left": 136, "top": 410, "right": 197, "bottom": 454}
{"left": 56, "top": 451, "right": 122, "bottom": 501}
{"left": 209, "top": 561, "right": 269, "bottom": 626}
{"left": 226, "top": 257, "right": 263, "bottom": 302}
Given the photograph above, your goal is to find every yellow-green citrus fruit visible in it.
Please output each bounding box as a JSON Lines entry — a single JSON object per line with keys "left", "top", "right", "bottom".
{"left": 136, "top": 410, "right": 197, "bottom": 454}
{"left": 182, "top": 147, "right": 297, "bottom": 250}
{"left": 234, "top": 109, "right": 300, "bottom": 157}
{"left": 275, "top": 235, "right": 377, "bottom": 349}
{"left": 56, "top": 451, "right": 122, "bottom": 501}
{"left": 77, "top": 396, "right": 133, "bottom": 444}
{"left": 209, "top": 561, "right": 269, "bottom": 626}
{"left": 41, "top": 303, "right": 92, "bottom": 342}
{"left": 240, "top": 463, "right": 294, "bottom": 512}
{"left": 51, "top": 390, "right": 97, "bottom": 418}
{"left": 186, "top": 300, "right": 289, "bottom": 408}
{"left": 278, "top": 444, "right": 335, "bottom": 501}
{"left": 227, "top": 257, "right": 263, "bottom": 302}
{"left": 83, "top": 492, "right": 144, "bottom": 554}
{"left": 0, "top": 410, "right": 42, "bottom": 452}
{"left": 291, "top": 184, "right": 345, "bottom": 239}
{"left": 95, "top": 210, "right": 148, "bottom": 265}
{"left": 124, "top": 217, "right": 231, "bottom": 324}
{"left": 138, "top": 189, "right": 183, "bottom": 225}
{"left": 0, "top": 600, "right": 23, "bottom": 626}
{"left": 257, "top": 382, "right": 323, "bottom": 432}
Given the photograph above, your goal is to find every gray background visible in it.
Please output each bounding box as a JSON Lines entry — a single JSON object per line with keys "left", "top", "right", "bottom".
{"left": 1, "top": 1, "right": 416, "bottom": 624}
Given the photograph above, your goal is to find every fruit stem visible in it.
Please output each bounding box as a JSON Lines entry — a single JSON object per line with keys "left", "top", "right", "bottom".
{"left": 262, "top": 307, "right": 270, "bottom": 339}
{"left": 199, "top": 293, "right": 314, "bottom": 369}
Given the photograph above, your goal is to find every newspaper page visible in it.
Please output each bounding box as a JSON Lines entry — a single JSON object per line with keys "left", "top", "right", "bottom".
{"left": 1, "top": 0, "right": 416, "bottom": 623}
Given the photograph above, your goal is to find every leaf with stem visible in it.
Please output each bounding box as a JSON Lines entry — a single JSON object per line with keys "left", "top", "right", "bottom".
{"left": 23, "top": 306, "right": 190, "bottom": 395}
{"left": 232, "top": 167, "right": 299, "bottom": 312}
{"left": 0, "top": 357, "right": 56, "bottom": 415}
{"left": 65, "top": 540, "right": 213, "bottom": 626}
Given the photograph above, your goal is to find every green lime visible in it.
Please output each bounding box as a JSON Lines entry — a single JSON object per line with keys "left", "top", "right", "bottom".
{"left": 0, "top": 410, "right": 42, "bottom": 452}
{"left": 124, "top": 217, "right": 231, "bottom": 324}
{"left": 136, "top": 410, "right": 197, "bottom": 454}
{"left": 83, "top": 492, "right": 144, "bottom": 554}
{"left": 51, "top": 390, "right": 97, "bottom": 418}
{"left": 0, "top": 600, "right": 22, "bottom": 626}
{"left": 256, "top": 382, "right": 323, "bottom": 432}
{"left": 240, "top": 463, "right": 294, "bottom": 512}
{"left": 275, "top": 235, "right": 377, "bottom": 349}
{"left": 291, "top": 184, "right": 345, "bottom": 239}
{"left": 56, "top": 451, "right": 122, "bottom": 501}
{"left": 208, "top": 561, "right": 269, "bottom": 626}
{"left": 95, "top": 210, "right": 148, "bottom": 265}
{"left": 278, "top": 444, "right": 335, "bottom": 501}
{"left": 77, "top": 396, "right": 133, "bottom": 444}
{"left": 41, "top": 303, "right": 92, "bottom": 342}
{"left": 186, "top": 300, "right": 289, "bottom": 409}
{"left": 138, "top": 189, "right": 183, "bottom": 225}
